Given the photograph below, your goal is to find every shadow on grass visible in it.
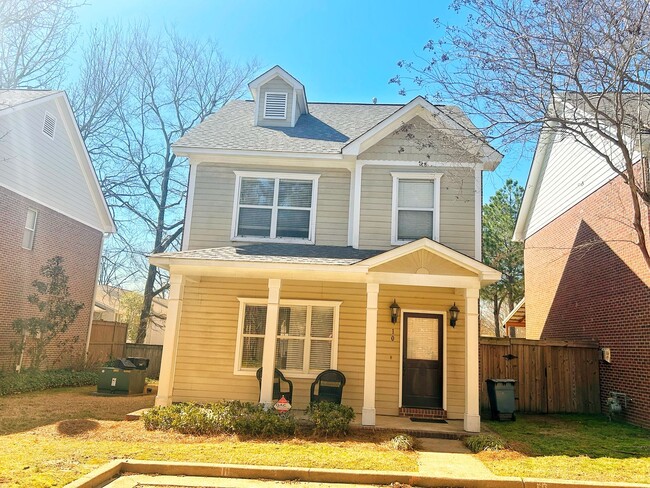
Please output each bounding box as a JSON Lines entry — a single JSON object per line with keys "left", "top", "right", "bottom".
{"left": 484, "top": 413, "right": 650, "bottom": 459}
{"left": 57, "top": 419, "right": 100, "bottom": 436}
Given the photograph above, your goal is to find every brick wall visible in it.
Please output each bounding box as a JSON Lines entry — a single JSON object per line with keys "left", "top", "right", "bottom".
{"left": 0, "top": 186, "right": 103, "bottom": 371}
{"left": 524, "top": 173, "right": 650, "bottom": 428}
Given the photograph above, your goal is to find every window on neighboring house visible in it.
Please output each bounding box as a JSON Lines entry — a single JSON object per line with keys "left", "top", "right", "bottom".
{"left": 22, "top": 208, "right": 38, "bottom": 250}
{"left": 391, "top": 172, "right": 442, "bottom": 245}
{"left": 233, "top": 172, "right": 319, "bottom": 243}
{"left": 264, "top": 92, "right": 288, "bottom": 119}
{"left": 236, "top": 300, "right": 339, "bottom": 376}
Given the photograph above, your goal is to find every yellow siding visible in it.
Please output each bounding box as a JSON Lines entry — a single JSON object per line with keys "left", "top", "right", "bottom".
{"left": 172, "top": 277, "right": 467, "bottom": 419}
{"left": 371, "top": 249, "right": 475, "bottom": 276}
{"left": 188, "top": 164, "right": 350, "bottom": 249}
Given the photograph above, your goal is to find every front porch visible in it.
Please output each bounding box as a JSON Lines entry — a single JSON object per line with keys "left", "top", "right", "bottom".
{"left": 150, "top": 239, "right": 501, "bottom": 434}
{"left": 355, "top": 415, "right": 473, "bottom": 439}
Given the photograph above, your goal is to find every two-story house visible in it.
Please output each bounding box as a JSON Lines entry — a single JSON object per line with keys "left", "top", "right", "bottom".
{"left": 0, "top": 90, "right": 114, "bottom": 371}
{"left": 150, "top": 66, "right": 502, "bottom": 432}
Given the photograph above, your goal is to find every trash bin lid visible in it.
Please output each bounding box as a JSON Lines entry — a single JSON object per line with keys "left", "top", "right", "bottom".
{"left": 486, "top": 378, "right": 516, "bottom": 384}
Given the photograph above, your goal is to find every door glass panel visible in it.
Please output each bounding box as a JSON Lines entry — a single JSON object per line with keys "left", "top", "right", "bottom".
{"left": 406, "top": 317, "right": 439, "bottom": 360}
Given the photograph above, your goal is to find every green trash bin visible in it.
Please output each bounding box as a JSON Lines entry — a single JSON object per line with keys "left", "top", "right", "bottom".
{"left": 97, "top": 359, "right": 146, "bottom": 395}
{"left": 486, "top": 379, "right": 516, "bottom": 421}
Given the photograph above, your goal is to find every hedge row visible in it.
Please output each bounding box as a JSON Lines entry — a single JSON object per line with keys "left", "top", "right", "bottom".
{"left": 143, "top": 400, "right": 356, "bottom": 438}
{"left": 0, "top": 369, "right": 99, "bottom": 396}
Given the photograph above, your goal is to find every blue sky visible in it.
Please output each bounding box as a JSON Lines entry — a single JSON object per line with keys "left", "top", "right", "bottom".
{"left": 77, "top": 0, "right": 531, "bottom": 200}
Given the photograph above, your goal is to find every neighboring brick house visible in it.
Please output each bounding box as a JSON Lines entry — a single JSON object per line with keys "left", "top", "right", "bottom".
{"left": 0, "top": 90, "right": 114, "bottom": 371}
{"left": 150, "top": 66, "right": 503, "bottom": 433}
{"left": 514, "top": 111, "right": 650, "bottom": 428}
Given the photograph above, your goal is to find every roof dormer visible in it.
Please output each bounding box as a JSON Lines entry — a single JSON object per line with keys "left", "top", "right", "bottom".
{"left": 248, "top": 66, "right": 308, "bottom": 128}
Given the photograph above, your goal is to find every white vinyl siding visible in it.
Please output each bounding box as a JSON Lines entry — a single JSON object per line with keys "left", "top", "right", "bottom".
{"left": 264, "top": 92, "right": 288, "bottom": 119}
{"left": 22, "top": 208, "right": 38, "bottom": 250}
{"left": 232, "top": 171, "right": 319, "bottom": 244}
{"left": 235, "top": 298, "right": 340, "bottom": 376}
{"left": 391, "top": 173, "right": 441, "bottom": 245}
{"left": 0, "top": 99, "right": 105, "bottom": 231}
{"left": 42, "top": 112, "right": 56, "bottom": 139}
{"left": 526, "top": 130, "right": 625, "bottom": 238}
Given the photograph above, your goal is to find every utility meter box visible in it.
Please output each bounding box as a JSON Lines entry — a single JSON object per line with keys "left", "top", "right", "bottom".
{"left": 97, "top": 362, "right": 146, "bottom": 395}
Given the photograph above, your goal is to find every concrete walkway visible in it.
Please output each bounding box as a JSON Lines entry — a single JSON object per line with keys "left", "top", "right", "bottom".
{"left": 416, "top": 438, "right": 497, "bottom": 479}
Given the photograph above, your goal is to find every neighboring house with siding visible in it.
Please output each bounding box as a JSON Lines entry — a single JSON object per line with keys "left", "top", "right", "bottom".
{"left": 150, "top": 66, "right": 502, "bottom": 432}
{"left": 514, "top": 105, "right": 650, "bottom": 428}
{"left": 0, "top": 90, "right": 114, "bottom": 371}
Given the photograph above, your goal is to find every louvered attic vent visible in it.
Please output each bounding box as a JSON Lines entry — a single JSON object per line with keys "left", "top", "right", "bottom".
{"left": 264, "top": 92, "right": 288, "bottom": 119}
{"left": 42, "top": 112, "right": 56, "bottom": 139}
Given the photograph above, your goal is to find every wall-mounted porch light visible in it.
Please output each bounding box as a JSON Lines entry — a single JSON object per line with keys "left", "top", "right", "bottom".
{"left": 389, "top": 299, "right": 400, "bottom": 342}
{"left": 449, "top": 303, "right": 460, "bottom": 328}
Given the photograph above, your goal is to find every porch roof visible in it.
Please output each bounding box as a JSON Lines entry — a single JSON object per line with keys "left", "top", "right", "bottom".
{"left": 151, "top": 243, "right": 384, "bottom": 266}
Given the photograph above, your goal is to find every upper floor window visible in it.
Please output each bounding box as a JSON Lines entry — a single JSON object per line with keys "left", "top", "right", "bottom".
{"left": 391, "top": 172, "right": 442, "bottom": 245}
{"left": 22, "top": 208, "right": 38, "bottom": 250}
{"left": 264, "top": 92, "right": 288, "bottom": 119}
{"left": 232, "top": 171, "right": 319, "bottom": 244}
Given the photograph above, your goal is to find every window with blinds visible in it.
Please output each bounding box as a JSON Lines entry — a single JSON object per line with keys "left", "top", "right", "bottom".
{"left": 264, "top": 92, "right": 288, "bottom": 119}
{"left": 391, "top": 173, "right": 442, "bottom": 245}
{"left": 237, "top": 301, "right": 338, "bottom": 375}
{"left": 233, "top": 173, "right": 318, "bottom": 243}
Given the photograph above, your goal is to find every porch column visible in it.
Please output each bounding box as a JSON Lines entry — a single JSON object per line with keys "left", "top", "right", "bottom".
{"left": 260, "top": 278, "right": 281, "bottom": 406}
{"left": 155, "top": 273, "right": 186, "bottom": 406}
{"left": 464, "top": 287, "right": 481, "bottom": 432}
{"left": 362, "top": 282, "right": 379, "bottom": 425}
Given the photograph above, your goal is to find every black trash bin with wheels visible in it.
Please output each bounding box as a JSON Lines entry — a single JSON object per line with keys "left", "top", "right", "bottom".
{"left": 486, "top": 378, "right": 516, "bottom": 421}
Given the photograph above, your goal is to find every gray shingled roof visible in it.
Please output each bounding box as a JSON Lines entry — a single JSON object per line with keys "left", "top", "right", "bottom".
{"left": 153, "top": 244, "right": 385, "bottom": 266}
{"left": 0, "top": 89, "right": 58, "bottom": 111}
{"left": 173, "top": 100, "right": 402, "bottom": 153}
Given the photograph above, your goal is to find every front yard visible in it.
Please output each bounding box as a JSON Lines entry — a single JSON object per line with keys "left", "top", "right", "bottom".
{"left": 481, "top": 414, "right": 650, "bottom": 484}
{"left": 0, "top": 387, "right": 417, "bottom": 488}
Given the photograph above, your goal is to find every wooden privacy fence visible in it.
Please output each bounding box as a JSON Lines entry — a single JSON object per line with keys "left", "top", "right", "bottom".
{"left": 86, "top": 320, "right": 127, "bottom": 365}
{"left": 480, "top": 338, "right": 601, "bottom": 414}
{"left": 125, "top": 343, "right": 163, "bottom": 379}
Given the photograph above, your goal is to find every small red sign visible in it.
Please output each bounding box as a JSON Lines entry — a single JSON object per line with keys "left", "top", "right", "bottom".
{"left": 274, "top": 395, "right": 292, "bottom": 413}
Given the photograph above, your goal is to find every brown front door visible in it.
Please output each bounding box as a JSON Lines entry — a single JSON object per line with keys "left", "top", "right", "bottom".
{"left": 402, "top": 313, "right": 443, "bottom": 408}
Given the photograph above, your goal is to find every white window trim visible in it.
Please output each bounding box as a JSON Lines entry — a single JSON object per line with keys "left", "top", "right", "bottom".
{"left": 390, "top": 172, "right": 442, "bottom": 245}
{"left": 263, "top": 91, "right": 288, "bottom": 120}
{"left": 231, "top": 171, "right": 320, "bottom": 245}
{"left": 22, "top": 208, "right": 38, "bottom": 250}
{"left": 234, "top": 298, "right": 341, "bottom": 379}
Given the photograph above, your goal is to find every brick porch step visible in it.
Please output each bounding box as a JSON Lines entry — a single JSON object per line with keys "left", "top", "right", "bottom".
{"left": 399, "top": 407, "right": 447, "bottom": 419}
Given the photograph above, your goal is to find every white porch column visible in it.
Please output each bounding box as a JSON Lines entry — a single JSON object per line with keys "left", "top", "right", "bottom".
{"left": 155, "top": 273, "right": 186, "bottom": 406}
{"left": 260, "top": 278, "right": 281, "bottom": 406}
{"left": 464, "top": 287, "right": 481, "bottom": 432}
{"left": 362, "top": 282, "right": 380, "bottom": 425}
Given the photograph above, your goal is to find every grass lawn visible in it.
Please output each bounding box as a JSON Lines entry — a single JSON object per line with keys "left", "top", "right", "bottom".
{"left": 0, "top": 386, "right": 417, "bottom": 488}
{"left": 479, "top": 414, "right": 650, "bottom": 484}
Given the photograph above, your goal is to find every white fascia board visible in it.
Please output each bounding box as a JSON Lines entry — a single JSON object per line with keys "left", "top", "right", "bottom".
{"left": 57, "top": 94, "right": 116, "bottom": 233}
{"left": 513, "top": 125, "right": 557, "bottom": 242}
{"left": 248, "top": 65, "right": 309, "bottom": 115}
{"left": 342, "top": 96, "right": 502, "bottom": 169}
{"left": 0, "top": 91, "right": 63, "bottom": 117}
{"left": 357, "top": 237, "right": 501, "bottom": 277}
{"left": 172, "top": 146, "right": 343, "bottom": 160}
{"left": 503, "top": 297, "right": 525, "bottom": 324}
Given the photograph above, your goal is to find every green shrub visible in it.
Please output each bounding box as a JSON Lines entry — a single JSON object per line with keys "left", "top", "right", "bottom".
{"left": 306, "top": 402, "right": 355, "bottom": 437}
{"left": 388, "top": 433, "right": 417, "bottom": 451}
{"left": 142, "top": 401, "right": 296, "bottom": 437}
{"left": 464, "top": 433, "right": 506, "bottom": 453}
{"left": 0, "top": 369, "right": 98, "bottom": 396}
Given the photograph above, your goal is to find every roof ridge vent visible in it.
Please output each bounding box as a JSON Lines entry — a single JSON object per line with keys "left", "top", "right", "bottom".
{"left": 42, "top": 112, "right": 56, "bottom": 139}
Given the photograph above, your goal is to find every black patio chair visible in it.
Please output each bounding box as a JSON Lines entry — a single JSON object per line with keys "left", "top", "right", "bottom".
{"left": 310, "top": 369, "right": 346, "bottom": 404}
{"left": 256, "top": 367, "right": 293, "bottom": 403}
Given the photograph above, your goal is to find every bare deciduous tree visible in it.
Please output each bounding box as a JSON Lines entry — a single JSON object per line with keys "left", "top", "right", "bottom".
{"left": 394, "top": 0, "right": 650, "bottom": 269}
{"left": 0, "top": 0, "right": 83, "bottom": 89}
{"left": 72, "top": 24, "right": 258, "bottom": 342}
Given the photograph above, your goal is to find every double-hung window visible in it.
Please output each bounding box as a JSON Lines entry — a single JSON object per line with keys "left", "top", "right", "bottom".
{"left": 391, "top": 172, "right": 442, "bottom": 245}
{"left": 236, "top": 299, "right": 340, "bottom": 377}
{"left": 233, "top": 172, "right": 319, "bottom": 243}
{"left": 22, "top": 208, "right": 38, "bottom": 250}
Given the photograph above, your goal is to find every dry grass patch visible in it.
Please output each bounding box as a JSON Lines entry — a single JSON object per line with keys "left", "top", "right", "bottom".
{"left": 0, "top": 387, "right": 417, "bottom": 488}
